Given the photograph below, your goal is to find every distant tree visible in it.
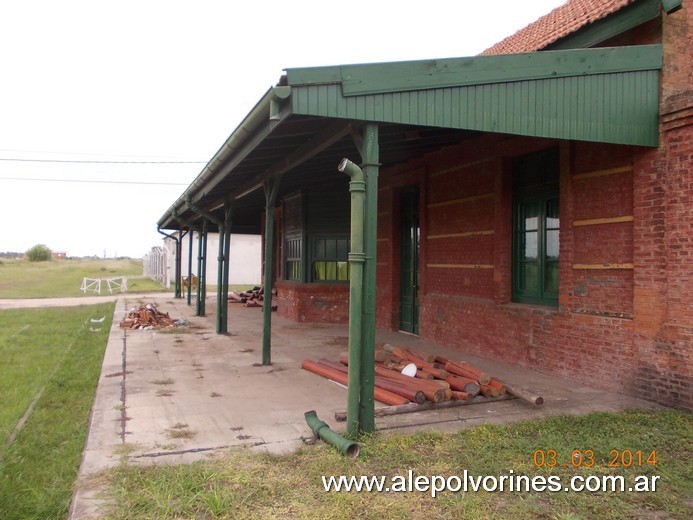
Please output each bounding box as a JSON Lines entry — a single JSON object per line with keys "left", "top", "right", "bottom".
{"left": 26, "top": 244, "right": 52, "bottom": 262}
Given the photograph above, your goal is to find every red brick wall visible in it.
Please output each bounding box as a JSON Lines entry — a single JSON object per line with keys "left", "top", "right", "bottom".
{"left": 273, "top": 6, "right": 692, "bottom": 410}
{"left": 276, "top": 281, "right": 349, "bottom": 324}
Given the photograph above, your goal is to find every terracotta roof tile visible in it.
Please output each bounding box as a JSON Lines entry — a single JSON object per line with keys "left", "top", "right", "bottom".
{"left": 483, "top": 0, "right": 636, "bottom": 55}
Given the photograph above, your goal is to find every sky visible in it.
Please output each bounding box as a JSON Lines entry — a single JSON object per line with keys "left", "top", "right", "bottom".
{"left": 0, "top": 0, "right": 567, "bottom": 258}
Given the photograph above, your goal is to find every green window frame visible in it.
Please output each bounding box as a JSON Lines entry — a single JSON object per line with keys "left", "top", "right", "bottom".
{"left": 512, "top": 149, "right": 560, "bottom": 306}
{"left": 312, "top": 236, "right": 350, "bottom": 282}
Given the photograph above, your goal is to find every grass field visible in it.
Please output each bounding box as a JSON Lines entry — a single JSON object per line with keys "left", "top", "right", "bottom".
{"left": 0, "top": 258, "right": 165, "bottom": 298}
{"left": 0, "top": 303, "right": 114, "bottom": 520}
{"left": 101, "top": 410, "right": 692, "bottom": 519}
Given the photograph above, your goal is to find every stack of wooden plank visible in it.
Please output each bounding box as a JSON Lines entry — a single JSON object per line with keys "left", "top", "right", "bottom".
{"left": 302, "top": 344, "right": 515, "bottom": 407}
{"left": 119, "top": 303, "right": 176, "bottom": 329}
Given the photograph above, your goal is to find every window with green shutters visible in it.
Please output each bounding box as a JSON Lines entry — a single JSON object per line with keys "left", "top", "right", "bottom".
{"left": 512, "top": 149, "right": 560, "bottom": 306}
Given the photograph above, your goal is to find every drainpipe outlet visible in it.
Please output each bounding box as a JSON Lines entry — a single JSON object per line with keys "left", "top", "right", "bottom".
{"left": 304, "top": 410, "right": 360, "bottom": 458}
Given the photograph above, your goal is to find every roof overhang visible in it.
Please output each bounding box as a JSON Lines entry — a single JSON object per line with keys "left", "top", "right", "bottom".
{"left": 159, "top": 44, "right": 662, "bottom": 231}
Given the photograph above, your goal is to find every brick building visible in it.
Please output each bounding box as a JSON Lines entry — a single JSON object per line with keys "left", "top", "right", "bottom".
{"left": 159, "top": 0, "right": 691, "bottom": 411}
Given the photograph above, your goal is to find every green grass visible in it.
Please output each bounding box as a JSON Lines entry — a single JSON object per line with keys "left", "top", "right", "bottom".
{"left": 0, "top": 258, "right": 165, "bottom": 298}
{"left": 100, "top": 409, "right": 692, "bottom": 519}
{"left": 0, "top": 303, "right": 114, "bottom": 520}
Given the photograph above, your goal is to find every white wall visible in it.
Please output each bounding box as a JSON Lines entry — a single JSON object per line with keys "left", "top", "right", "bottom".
{"left": 165, "top": 232, "right": 261, "bottom": 287}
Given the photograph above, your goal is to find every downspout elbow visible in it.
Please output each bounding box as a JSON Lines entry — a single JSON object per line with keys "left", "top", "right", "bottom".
{"left": 157, "top": 226, "right": 179, "bottom": 243}
{"left": 338, "top": 158, "right": 364, "bottom": 183}
{"left": 304, "top": 410, "right": 360, "bottom": 458}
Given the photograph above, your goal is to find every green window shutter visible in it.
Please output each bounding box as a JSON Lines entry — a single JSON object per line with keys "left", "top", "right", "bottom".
{"left": 512, "top": 149, "right": 559, "bottom": 306}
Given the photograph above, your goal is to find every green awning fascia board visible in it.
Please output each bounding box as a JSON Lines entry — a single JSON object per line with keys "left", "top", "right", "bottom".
{"left": 286, "top": 45, "right": 662, "bottom": 97}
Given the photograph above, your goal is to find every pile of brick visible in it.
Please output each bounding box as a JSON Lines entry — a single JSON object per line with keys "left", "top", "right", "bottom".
{"left": 119, "top": 303, "right": 176, "bottom": 329}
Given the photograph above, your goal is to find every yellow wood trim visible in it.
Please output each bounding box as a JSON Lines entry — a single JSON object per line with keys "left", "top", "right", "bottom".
{"left": 429, "top": 158, "right": 493, "bottom": 178}
{"left": 573, "top": 215, "right": 634, "bottom": 227}
{"left": 427, "top": 263, "right": 494, "bottom": 269}
{"left": 428, "top": 230, "right": 495, "bottom": 239}
{"left": 572, "top": 165, "right": 633, "bottom": 181}
{"left": 572, "top": 263, "right": 634, "bottom": 270}
{"left": 427, "top": 192, "right": 494, "bottom": 208}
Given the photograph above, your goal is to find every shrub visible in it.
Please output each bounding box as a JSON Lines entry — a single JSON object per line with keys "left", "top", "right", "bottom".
{"left": 26, "top": 244, "right": 52, "bottom": 262}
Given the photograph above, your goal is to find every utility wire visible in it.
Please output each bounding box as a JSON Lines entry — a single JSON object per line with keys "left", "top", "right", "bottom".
{"left": 0, "top": 157, "right": 206, "bottom": 164}
{"left": 0, "top": 176, "right": 188, "bottom": 186}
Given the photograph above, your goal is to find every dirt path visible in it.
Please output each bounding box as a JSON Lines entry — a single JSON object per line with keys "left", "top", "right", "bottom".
{"left": 0, "top": 292, "right": 169, "bottom": 310}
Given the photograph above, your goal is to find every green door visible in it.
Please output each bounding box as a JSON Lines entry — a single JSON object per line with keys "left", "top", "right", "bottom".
{"left": 399, "top": 186, "right": 419, "bottom": 334}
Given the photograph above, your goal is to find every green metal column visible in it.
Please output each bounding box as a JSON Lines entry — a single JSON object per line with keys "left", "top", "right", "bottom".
{"left": 184, "top": 197, "right": 223, "bottom": 333}
{"left": 196, "top": 224, "right": 204, "bottom": 316}
{"left": 262, "top": 176, "right": 281, "bottom": 365}
{"left": 220, "top": 202, "right": 233, "bottom": 334}
{"left": 186, "top": 227, "right": 194, "bottom": 306}
{"left": 337, "top": 158, "right": 366, "bottom": 437}
{"left": 215, "top": 222, "right": 225, "bottom": 334}
{"left": 360, "top": 123, "right": 379, "bottom": 433}
{"left": 201, "top": 222, "right": 208, "bottom": 316}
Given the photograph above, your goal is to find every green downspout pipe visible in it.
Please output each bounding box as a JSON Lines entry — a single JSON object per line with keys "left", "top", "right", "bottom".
{"left": 359, "top": 123, "right": 379, "bottom": 433}
{"left": 304, "top": 410, "right": 359, "bottom": 458}
{"left": 185, "top": 197, "right": 225, "bottom": 334}
{"left": 262, "top": 176, "right": 281, "bottom": 365}
{"left": 337, "top": 157, "right": 366, "bottom": 437}
{"left": 157, "top": 226, "right": 182, "bottom": 298}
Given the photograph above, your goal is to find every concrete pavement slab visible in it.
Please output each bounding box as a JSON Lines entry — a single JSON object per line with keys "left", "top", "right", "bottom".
{"left": 68, "top": 292, "right": 663, "bottom": 519}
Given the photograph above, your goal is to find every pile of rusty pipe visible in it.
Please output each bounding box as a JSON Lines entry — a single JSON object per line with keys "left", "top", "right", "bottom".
{"left": 301, "top": 360, "right": 408, "bottom": 406}
{"left": 317, "top": 358, "right": 425, "bottom": 405}
{"left": 336, "top": 360, "right": 449, "bottom": 404}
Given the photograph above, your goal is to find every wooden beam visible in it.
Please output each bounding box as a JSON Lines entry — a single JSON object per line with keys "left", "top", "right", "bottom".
{"left": 428, "top": 192, "right": 494, "bottom": 208}
{"left": 428, "top": 230, "right": 494, "bottom": 240}
{"left": 233, "top": 120, "right": 354, "bottom": 201}
{"left": 427, "top": 264, "right": 494, "bottom": 269}
{"left": 573, "top": 215, "right": 634, "bottom": 227}
{"left": 572, "top": 263, "right": 634, "bottom": 270}
{"left": 572, "top": 165, "right": 633, "bottom": 181}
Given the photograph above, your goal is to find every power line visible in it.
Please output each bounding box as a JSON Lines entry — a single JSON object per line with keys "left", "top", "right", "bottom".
{"left": 0, "top": 157, "right": 206, "bottom": 164}
{"left": 0, "top": 176, "right": 188, "bottom": 186}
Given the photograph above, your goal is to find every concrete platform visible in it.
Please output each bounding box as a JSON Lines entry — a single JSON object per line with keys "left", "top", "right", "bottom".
{"left": 69, "top": 293, "right": 663, "bottom": 519}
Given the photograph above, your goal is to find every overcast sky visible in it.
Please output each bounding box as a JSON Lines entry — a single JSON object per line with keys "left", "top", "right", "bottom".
{"left": 0, "top": 0, "right": 566, "bottom": 258}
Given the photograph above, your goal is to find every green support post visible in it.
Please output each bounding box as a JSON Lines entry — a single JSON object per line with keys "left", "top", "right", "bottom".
{"left": 220, "top": 203, "right": 233, "bottom": 334}
{"left": 196, "top": 227, "right": 203, "bottom": 315}
{"left": 201, "top": 222, "right": 208, "bottom": 316}
{"left": 360, "top": 123, "right": 379, "bottom": 433}
{"left": 186, "top": 227, "right": 193, "bottom": 306}
{"left": 216, "top": 223, "right": 225, "bottom": 334}
{"left": 184, "top": 196, "right": 224, "bottom": 333}
{"left": 262, "top": 176, "right": 281, "bottom": 365}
